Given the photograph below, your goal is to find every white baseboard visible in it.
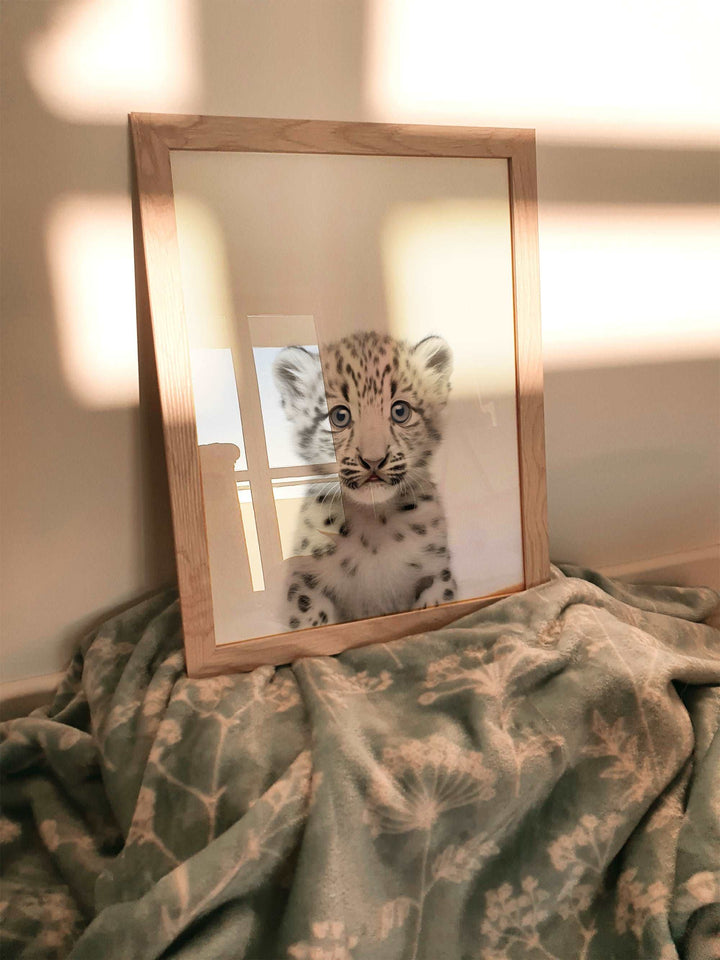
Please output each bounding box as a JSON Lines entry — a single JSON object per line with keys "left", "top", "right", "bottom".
{"left": 1, "top": 545, "right": 717, "bottom": 721}
{"left": 0, "top": 671, "right": 66, "bottom": 722}
{"left": 597, "top": 544, "right": 720, "bottom": 591}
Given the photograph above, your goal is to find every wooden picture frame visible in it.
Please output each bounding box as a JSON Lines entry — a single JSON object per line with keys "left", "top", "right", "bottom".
{"left": 130, "top": 113, "right": 549, "bottom": 678}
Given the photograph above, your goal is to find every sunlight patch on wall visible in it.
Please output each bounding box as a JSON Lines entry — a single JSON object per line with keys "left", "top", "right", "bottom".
{"left": 365, "top": 0, "right": 720, "bottom": 145}
{"left": 46, "top": 195, "right": 139, "bottom": 407}
{"left": 381, "top": 194, "right": 517, "bottom": 396}
{"left": 380, "top": 193, "right": 525, "bottom": 528}
{"left": 25, "top": 0, "right": 199, "bottom": 122}
{"left": 173, "top": 192, "right": 237, "bottom": 351}
{"left": 540, "top": 204, "right": 720, "bottom": 368}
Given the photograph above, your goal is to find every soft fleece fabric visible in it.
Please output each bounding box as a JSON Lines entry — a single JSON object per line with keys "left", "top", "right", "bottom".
{"left": 1, "top": 567, "right": 719, "bottom": 959}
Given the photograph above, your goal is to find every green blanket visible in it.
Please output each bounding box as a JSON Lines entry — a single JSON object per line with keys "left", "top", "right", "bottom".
{"left": 2, "top": 568, "right": 719, "bottom": 959}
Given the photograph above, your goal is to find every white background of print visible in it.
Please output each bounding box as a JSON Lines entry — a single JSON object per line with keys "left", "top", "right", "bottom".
{"left": 173, "top": 150, "right": 524, "bottom": 640}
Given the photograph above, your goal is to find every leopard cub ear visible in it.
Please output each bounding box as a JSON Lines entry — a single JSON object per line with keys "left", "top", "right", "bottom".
{"left": 273, "top": 346, "right": 322, "bottom": 410}
{"left": 412, "top": 335, "right": 453, "bottom": 386}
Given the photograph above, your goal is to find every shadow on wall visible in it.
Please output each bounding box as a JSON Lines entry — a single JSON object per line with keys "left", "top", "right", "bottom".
{"left": 0, "top": 0, "right": 718, "bottom": 684}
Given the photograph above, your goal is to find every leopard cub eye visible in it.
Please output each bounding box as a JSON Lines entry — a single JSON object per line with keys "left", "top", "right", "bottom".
{"left": 390, "top": 400, "right": 412, "bottom": 424}
{"left": 329, "top": 404, "right": 352, "bottom": 428}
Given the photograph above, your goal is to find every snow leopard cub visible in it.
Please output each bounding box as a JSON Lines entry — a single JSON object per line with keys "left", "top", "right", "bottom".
{"left": 273, "top": 330, "right": 457, "bottom": 629}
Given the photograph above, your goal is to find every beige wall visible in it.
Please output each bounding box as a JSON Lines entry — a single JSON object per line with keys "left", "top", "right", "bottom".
{"left": 1, "top": 0, "right": 718, "bottom": 687}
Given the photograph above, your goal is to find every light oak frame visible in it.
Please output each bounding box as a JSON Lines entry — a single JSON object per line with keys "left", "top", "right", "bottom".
{"left": 130, "top": 113, "right": 549, "bottom": 677}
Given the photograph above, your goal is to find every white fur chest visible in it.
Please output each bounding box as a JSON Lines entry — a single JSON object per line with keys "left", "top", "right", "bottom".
{"left": 307, "top": 496, "right": 449, "bottom": 620}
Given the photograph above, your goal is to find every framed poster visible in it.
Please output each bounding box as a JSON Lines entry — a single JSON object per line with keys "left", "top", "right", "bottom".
{"left": 130, "top": 114, "right": 549, "bottom": 677}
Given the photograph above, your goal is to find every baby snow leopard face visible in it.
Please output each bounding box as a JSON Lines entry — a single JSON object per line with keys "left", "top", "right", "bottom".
{"left": 273, "top": 331, "right": 452, "bottom": 507}
{"left": 273, "top": 331, "right": 457, "bottom": 627}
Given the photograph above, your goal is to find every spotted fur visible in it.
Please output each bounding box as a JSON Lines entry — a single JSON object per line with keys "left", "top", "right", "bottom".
{"left": 273, "top": 331, "right": 457, "bottom": 627}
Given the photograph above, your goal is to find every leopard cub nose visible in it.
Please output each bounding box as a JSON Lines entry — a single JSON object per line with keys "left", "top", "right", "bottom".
{"left": 358, "top": 452, "right": 389, "bottom": 472}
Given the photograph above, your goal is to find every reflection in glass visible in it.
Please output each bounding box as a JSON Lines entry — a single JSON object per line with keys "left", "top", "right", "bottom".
{"left": 254, "top": 346, "right": 328, "bottom": 469}
{"left": 190, "top": 348, "right": 246, "bottom": 469}
{"left": 272, "top": 476, "right": 343, "bottom": 560}
{"left": 236, "top": 482, "right": 265, "bottom": 591}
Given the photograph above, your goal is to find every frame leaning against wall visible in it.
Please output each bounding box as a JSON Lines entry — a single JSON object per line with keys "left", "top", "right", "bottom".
{"left": 130, "top": 113, "right": 549, "bottom": 678}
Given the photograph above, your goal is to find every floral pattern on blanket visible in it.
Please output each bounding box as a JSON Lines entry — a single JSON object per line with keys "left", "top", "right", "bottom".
{"left": 1, "top": 568, "right": 719, "bottom": 960}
